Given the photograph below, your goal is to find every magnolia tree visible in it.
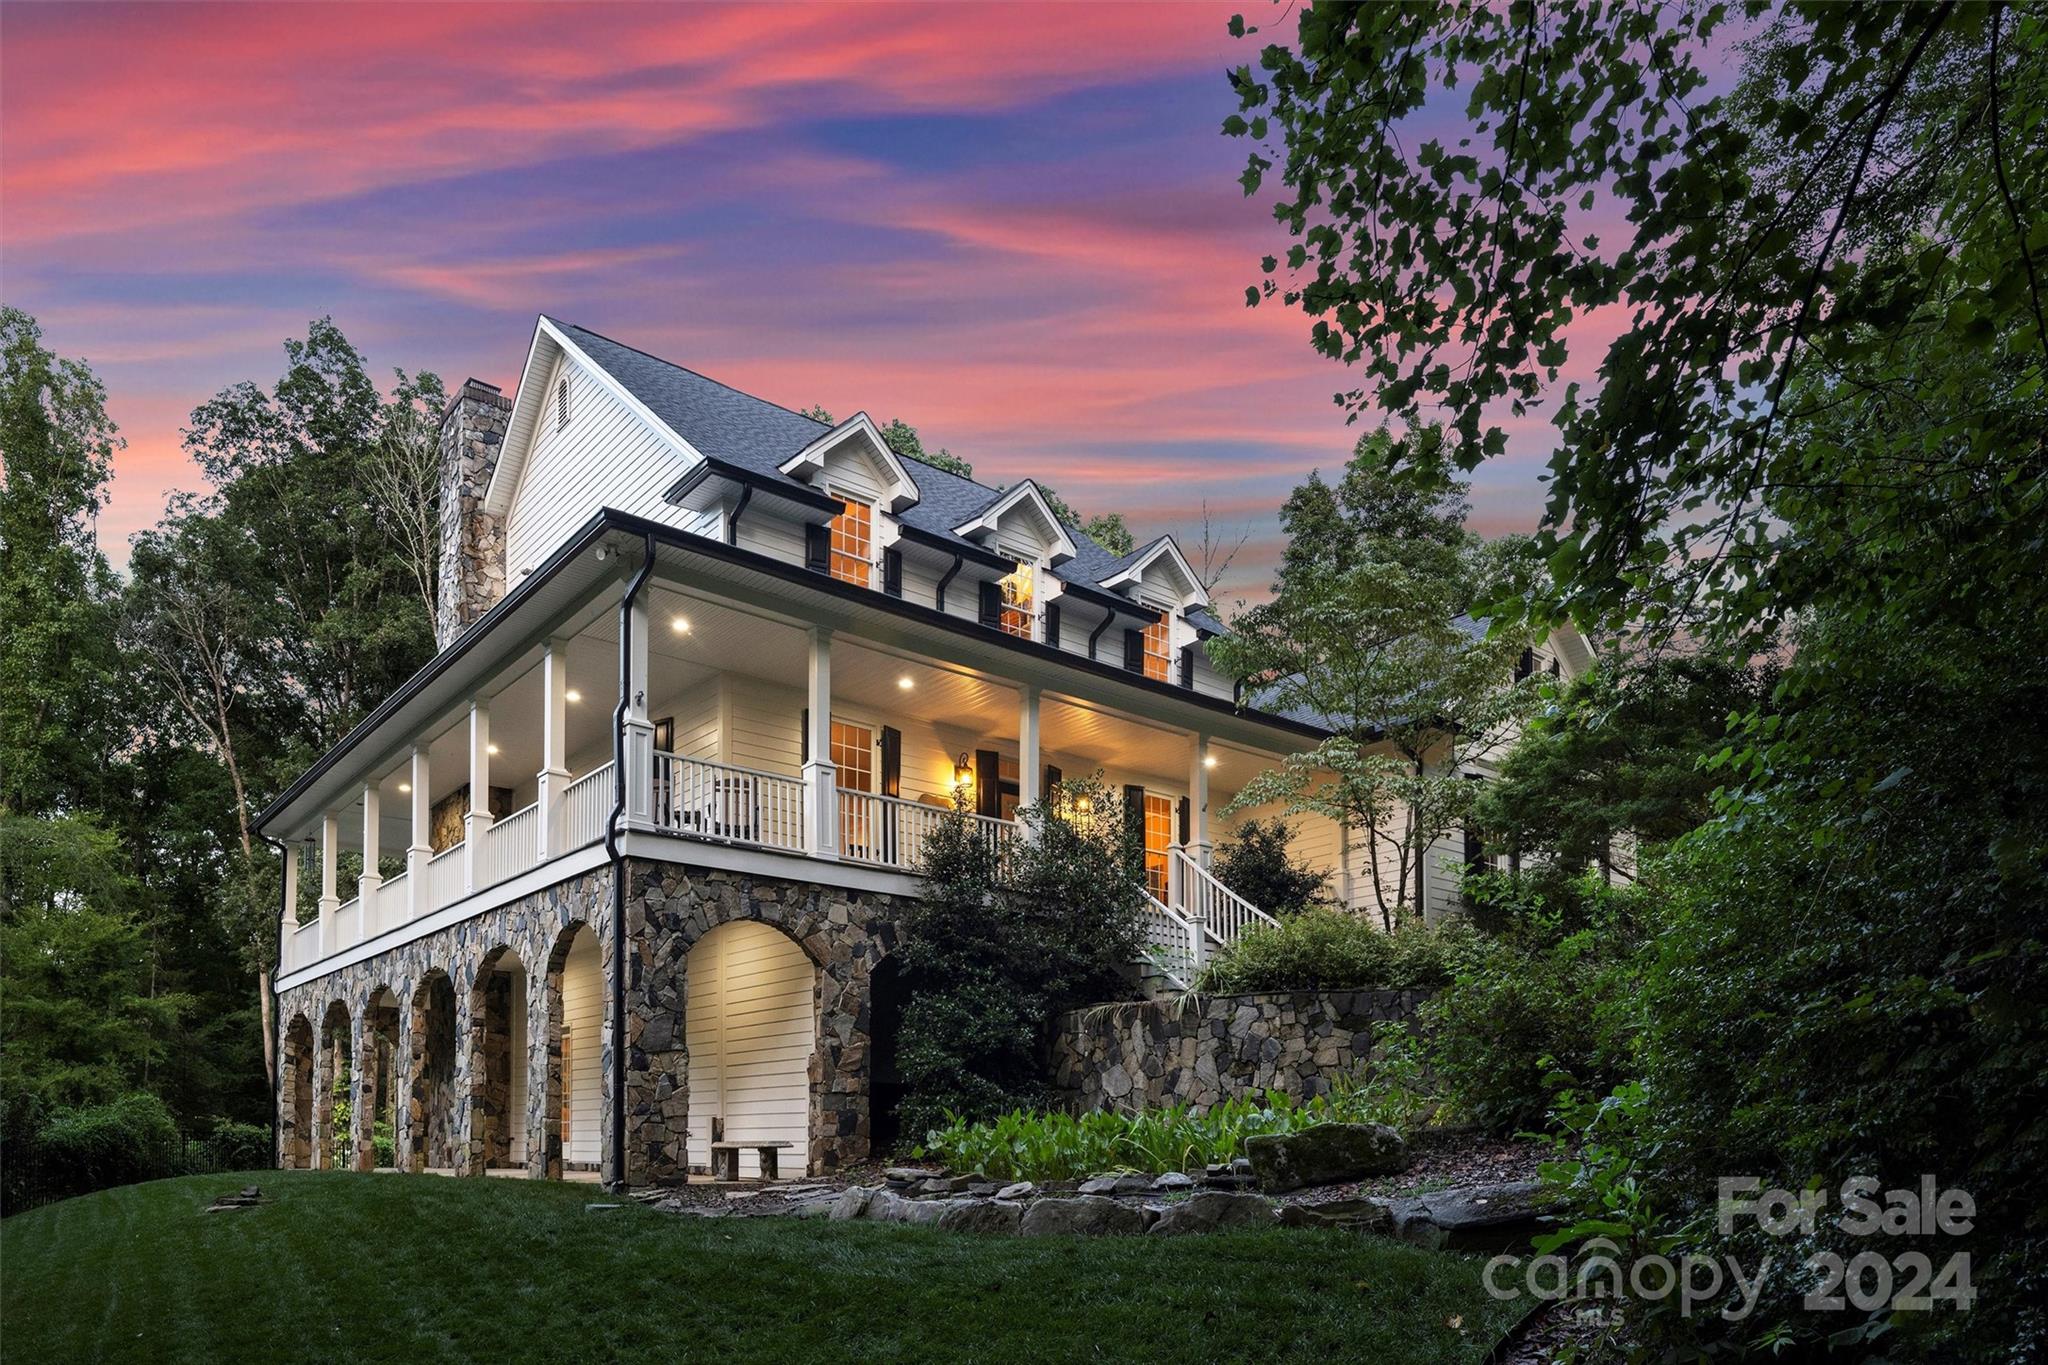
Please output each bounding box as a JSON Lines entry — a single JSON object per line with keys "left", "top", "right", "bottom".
{"left": 1208, "top": 435, "right": 1536, "bottom": 929}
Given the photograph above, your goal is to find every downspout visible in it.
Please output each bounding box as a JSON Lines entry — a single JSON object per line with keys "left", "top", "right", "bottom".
{"left": 1087, "top": 606, "right": 1114, "bottom": 662}
{"left": 934, "top": 552, "right": 963, "bottom": 612}
{"left": 259, "top": 830, "right": 289, "bottom": 1140}
{"left": 723, "top": 484, "right": 752, "bottom": 547}
{"left": 605, "top": 532, "right": 658, "bottom": 1191}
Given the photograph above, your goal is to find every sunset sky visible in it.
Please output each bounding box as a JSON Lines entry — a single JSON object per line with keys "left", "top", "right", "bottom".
{"left": 3, "top": 1, "right": 1573, "bottom": 598}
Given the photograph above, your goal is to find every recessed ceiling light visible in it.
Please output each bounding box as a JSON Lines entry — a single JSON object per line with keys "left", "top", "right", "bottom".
{"left": 672, "top": 616, "right": 691, "bottom": 633}
{"left": 397, "top": 782, "right": 412, "bottom": 794}
{"left": 566, "top": 688, "right": 582, "bottom": 703}
{"left": 897, "top": 675, "right": 914, "bottom": 690}
{"left": 1203, "top": 754, "right": 1218, "bottom": 769}
{"left": 486, "top": 743, "right": 500, "bottom": 755}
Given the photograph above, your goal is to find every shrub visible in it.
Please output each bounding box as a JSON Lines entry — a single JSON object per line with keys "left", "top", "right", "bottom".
{"left": 1211, "top": 819, "right": 1331, "bottom": 915}
{"left": 13, "top": 1091, "right": 181, "bottom": 1210}
{"left": 918, "top": 1070, "right": 1417, "bottom": 1181}
{"left": 1192, "top": 908, "right": 1471, "bottom": 994}
{"left": 897, "top": 777, "right": 1144, "bottom": 1137}
{"left": 193, "top": 1117, "right": 272, "bottom": 1172}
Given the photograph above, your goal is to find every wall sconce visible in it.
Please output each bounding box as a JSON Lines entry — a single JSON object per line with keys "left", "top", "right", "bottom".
{"left": 952, "top": 752, "right": 974, "bottom": 793}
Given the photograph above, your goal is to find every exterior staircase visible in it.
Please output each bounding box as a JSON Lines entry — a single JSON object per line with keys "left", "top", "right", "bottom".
{"left": 1136, "top": 847, "right": 1280, "bottom": 992}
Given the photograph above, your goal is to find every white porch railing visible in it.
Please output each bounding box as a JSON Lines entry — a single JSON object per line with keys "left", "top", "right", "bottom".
{"left": 1170, "top": 847, "right": 1279, "bottom": 948}
{"left": 837, "top": 789, "right": 1019, "bottom": 875}
{"left": 1138, "top": 891, "right": 1201, "bottom": 991}
{"left": 655, "top": 752, "right": 804, "bottom": 854}
{"left": 485, "top": 801, "right": 540, "bottom": 887}
{"left": 287, "top": 919, "right": 321, "bottom": 972}
{"left": 563, "top": 763, "right": 614, "bottom": 851}
{"left": 426, "top": 842, "right": 466, "bottom": 909}
{"left": 372, "top": 871, "right": 409, "bottom": 938}
{"left": 333, "top": 895, "right": 362, "bottom": 950}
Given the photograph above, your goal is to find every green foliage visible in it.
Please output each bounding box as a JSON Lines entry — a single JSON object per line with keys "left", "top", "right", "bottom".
{"left": 193, "top": 1118, "right": 274, "bottom": 1173}
{"left": 1034, "top": 483, "right": 1136, "bottom": 556}
{"left": 1469, "top": 654, "right": 1775, "bottom": 874}
{"left": 897, "top": 777, "right": 1145, "bottom": 1135}
{"left": 918, "top": 1072, "right": 1412, "bottom": 1182}
{"left": 1211, "top": 817, "right": 1330, "bottom": 915}
{"left": 800, "top": 406, "right": 975, "bottom": 478}
{"left": 1209, "top": 436, "right": 1535, "bottom": 928}
{"left": 2, "top": 1091, "right": 182, "bottom": 1213}
{"left": 1193, "top": 908, "right": 1468, "bottom": 995}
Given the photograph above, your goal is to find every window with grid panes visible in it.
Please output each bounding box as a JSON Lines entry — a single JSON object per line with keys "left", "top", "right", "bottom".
{"left": 1143, "top": 792, "right": 1173, "bottom": 899}
{"left": 997, "top": 562, "right": 1035, "bottom": 638}
{"left": 1142, "top": 612, "right": 1171, "bottom": 681}
{"left": 829, "top": 496, "right": 873, "bottom": 587}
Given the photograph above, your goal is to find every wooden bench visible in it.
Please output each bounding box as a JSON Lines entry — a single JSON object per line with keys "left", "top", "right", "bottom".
{"left": 708, "top": 1140, "right": 794, "bottom": 1182}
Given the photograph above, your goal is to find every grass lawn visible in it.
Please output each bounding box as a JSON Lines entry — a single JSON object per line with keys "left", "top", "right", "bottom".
{"left": 2, "top": 1171, "right": 1523, "bottom": 1363}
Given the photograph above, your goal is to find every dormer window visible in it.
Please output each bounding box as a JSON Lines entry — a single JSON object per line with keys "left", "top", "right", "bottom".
{"left": 829, "top": 495, "right": 873, "bottom": 587}
{"left": 1141, "top": 612, "right": 1171, "bottom": 681}
{"left": 997, "top": 562, "right": 1035, "bottom": 639}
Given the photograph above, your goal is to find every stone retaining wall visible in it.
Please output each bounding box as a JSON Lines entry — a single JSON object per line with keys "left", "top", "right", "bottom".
{"left": 1051, "top": 990, "right": 1430, "bottom": 1111}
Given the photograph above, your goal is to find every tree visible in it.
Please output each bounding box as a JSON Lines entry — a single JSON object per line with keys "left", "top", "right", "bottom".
{"left": 1469, "top": 653, "right": 1775, "bottom": 878}
{"left": 1036, "top": 484, "right": 1136, "bottom": 556}
{"left": 1208, "top": 433, "right": 1534, "bottom": 929}
{"left": 801, "top": 406, "right": 976, "bottom": 478}
{"left": 0, "top": 307, "right": 124, "bottom": 817}
{"left": 1211, "top": 817, "right": 1331, "bottom": 915}
{"left": 357, "top": 368, "right": 448, "bottom": 623}
{"left": 1193, "top": 498, "right": 1252, "bottom": 594}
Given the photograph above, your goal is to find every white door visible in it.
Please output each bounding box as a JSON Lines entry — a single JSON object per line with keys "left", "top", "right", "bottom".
{"left": 686, "top": 920, "right": 814, "bottom": 1178}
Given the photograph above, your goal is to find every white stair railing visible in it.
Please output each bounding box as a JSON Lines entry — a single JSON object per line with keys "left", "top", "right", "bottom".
{"left": 1137, "top": 890, "right": 1202, "bottom": 991}
{"left": 1170, "top": 847, "right": 1278, "bottom": 949}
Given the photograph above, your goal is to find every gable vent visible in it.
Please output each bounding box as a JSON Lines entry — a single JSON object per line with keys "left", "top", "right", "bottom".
{"left": 556, "top": 376, "right": 570, "bottom": 432}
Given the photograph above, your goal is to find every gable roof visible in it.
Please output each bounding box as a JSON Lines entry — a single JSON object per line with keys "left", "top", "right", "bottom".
{"left": 543, "top": 316, "right": 1199, "bottom": 612}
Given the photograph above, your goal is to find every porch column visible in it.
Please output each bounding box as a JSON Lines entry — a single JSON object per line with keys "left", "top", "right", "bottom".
{"left": 464, "top": 701, "right": 492, "bottom": 893}
{"left": 536, "top": 638, "right": 570, "bottom": 857}
{"left": 1187, "top": 733, "right": 1214, "bottom": 868}
{"left": 357, "top": 782, "right": 382, "bottom": 944}
{"left": 622, "top": 593, "right": 654, "bottom": 828}
{"left": 406, "top": 745, "right": 431, "bottom": 918}
{"left": 802, "top": 626, "right": 838, "bottom": 859}
{"left": 318, "top": 810, "right": 340, "bottom": 959}
{"left": 1017, "top": 683, "right": 1041, "bottom": 819}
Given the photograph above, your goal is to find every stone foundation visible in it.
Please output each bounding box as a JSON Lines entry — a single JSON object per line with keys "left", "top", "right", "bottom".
{"left": 1051, "top": 990, "right": 1430, "bottom": 1111}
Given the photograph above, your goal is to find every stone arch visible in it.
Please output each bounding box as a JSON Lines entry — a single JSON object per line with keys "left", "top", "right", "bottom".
{"left": 280, "top": 1014, "right": 315, "bottom": 1169}
{"left": 466, "top": 944, "right": 529, "bottom": 1175}
{"left": 864, "top": 953, "right": 911, "bottom": 1155}
{"left": 314, "top": 999, "right": 352, "bottom": 1170}
{"left": 538, "top": 920, "right": 601, "bottom": 1180}
{"left": 361, "top": 986, "right": 402, "bottom": 1171}
{"left": 407, "top": 970, "right": 459, "bottom": 1172}
{"left": 684, "top": 918, "right": 818, "bottom": 1179}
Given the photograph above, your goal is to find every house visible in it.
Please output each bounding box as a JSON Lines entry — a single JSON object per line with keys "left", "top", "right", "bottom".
{"left": 260, "top": 316, "right": 1590, "bottom": 1188}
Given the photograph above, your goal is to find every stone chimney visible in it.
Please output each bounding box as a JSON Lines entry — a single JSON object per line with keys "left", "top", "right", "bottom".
{"left": 435, "top": 378, "right": 513, "bottom": 648}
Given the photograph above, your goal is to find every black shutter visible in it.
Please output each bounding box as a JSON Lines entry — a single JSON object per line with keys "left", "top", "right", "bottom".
{"left": 1549, "top": 656, "right": 1561, "bottom": 678}
{"left": 1515, "top": 647, "right": 1534, "bottom": 681}
{"left": 976, "top": 749, "right": 1001, "bottom": 819}
{"left": 804, "top": 522, "right": 831, "bottom": 573}
{"left": 879, "top": 727, "right": 901, "bottom": 798}
{"left": 1122, "top": 784, "right": 1146, "bottom": 874}
{"left": 1177, "top": 796, "right": 1191, "bottom": 846}
{"left": 1044, "top": 603, "right": 1060, "bottom": 647}
{"left": 1044, "top": 763, "right": 1062, "bottom": 795}
{"left": 799, "top": 708, "right": 809, "bottom": 764}
{"left": 1463, "top": 824, "right": 1484, "bottom": 869}
{"left": 883, "top": 548, "right": 903, "bottom": 598}
{"left": 1178, "top": 644, "right": 1195, "bottom": 689}
{"left": 978, "top": 580, "right": 1001, "bottom": 628}
{"left": 1123, "top": 628, "right": 1144, "bottom": 672}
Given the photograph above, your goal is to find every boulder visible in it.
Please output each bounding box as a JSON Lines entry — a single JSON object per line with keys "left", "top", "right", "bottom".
{"left": 1018, "top": 1196, "right": 1149, "bottom": 1237}
{"left": 1277, "top": 1198, "right": 1395, "bottom": 1234}
{"left": 935, "top": 1199, "right": 1025, "bottom": 1235}
{"left": 829, "top": 1186, "right": 878, "bottom": 1220}
{"left": 995, "top": 1181, "right": 1037, "bottom": 1201}
{"left": 1149, "top": 1191, "right": 1278, "bottom": 1236}
{"left": 1151, "top": 1172, "right": 1197, "bottom": 1192}
{"left": 1243, "top": 1123, "right": 1408, "bottom": 1193}
{"left": 1389, "top": 1181, "right": 1551, "bottom": 1253}
{"left": 1077, "top": 1173, "right": 1153, "bottom": 1196}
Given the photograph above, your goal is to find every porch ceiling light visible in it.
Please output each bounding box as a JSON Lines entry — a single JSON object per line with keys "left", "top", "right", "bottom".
{"left": 897, "top": 675, "right": 914, "bottom": 691}
{"left": 397, "top": 782, "right": 412, "bottom": 793}
{"left": 671, "top": 615, "right": 691, "bottom": 634}
{"left": 486, "top": 743, "right": 500, "bottom": 755}
{"left": 1203, "top": 754, "right": 1218, "bottom": 769}
{"left": 566, "top": 688, "right": 582, "bottom": 703}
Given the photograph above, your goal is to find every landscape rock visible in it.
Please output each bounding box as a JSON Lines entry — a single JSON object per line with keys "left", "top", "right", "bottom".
{"left": 1244, "top": 1123, "right": 1408, "bottom": 1193}
{"left": 1148, "top": 1191, "right": 1278, "bottom": 1236}
{"left": 995, "top": 1181, "right": 1036, "bottom": 1200}
{"left": 1278, "top": 1199, "right": 1394, "bottom": 1234}
{"left": 1151, "top": 1172, "right": 1197, "bottom": 1192}
{"left": 1018, "top": 1196, "right": 1149, "bottom": 1237}
{"left": 1388, "top": 1181, "right": 1551, "bottom": 1253}
{"left": 935, "top": 1199, "right": 1025, "bottom": 1235}
{"left": 884, "top": 1167, "right": 939, "bottom": 1184}
{"left": 829, "top": 1186, "right": 878, "bottom": 1220}
{"left": 1077, "top": 1173, "right": 1153, "bottom": 1196}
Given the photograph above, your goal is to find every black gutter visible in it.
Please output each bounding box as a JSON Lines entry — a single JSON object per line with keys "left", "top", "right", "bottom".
{"left": 605, "top": 533, "right": 658, "bottom": 1192}
{"left": 1053, "top": 577, "right": 1157, "bottom": 620}
{"left": 255, "top": 511, "right": 620, "bottom": 833}
{"left": 662, "top": 458, "right": 842, "bottom": 515}
{"left": 896, "top": 522, "right": 1012, "bottom": 571}
{"left": 934, "top": 552, "right": 963, "bottom": 613}
{"left": 1087, "top": 605, "right": 1115, "bottom": 662}
{"left": 260, "top": 828, "right": 291, "bottom": 1138}
{"left": 724, "top": 483, "right": 753, "bottom": 547}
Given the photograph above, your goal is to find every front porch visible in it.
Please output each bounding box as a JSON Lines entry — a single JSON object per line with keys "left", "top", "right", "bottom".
{"left": 278, "top": 578, "right": 1302, "bottom": 987}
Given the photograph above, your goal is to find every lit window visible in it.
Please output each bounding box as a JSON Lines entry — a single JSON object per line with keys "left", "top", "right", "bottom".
{"left": 1143, "top": 793, "right": 1173, "bottom": 899}
{"left": 829, "top": 496, "right": 873, "bottom": 587}
{"left": 998, "top": 562, "right": 1035, "bottom": 639}
{"left": 1142, "top": 613, "right": 1171, "bottom": 681}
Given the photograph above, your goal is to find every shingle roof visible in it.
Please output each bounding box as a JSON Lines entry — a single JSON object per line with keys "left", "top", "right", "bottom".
{"left": 552, "top": 317, "right": 1195, "bottom": 615}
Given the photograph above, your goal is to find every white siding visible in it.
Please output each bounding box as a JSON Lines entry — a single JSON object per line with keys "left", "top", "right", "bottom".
{"left": 560, "top": 929, "right": 603, "bottom": 1167}
{"left": 502, "top": 356, "right": 698, "bottom": 581}
{"left": 686, "top": 920, "right": 814, "bottom": 1179}
{"left": 726, "top": 680, "right": 804, "bottom": 777}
